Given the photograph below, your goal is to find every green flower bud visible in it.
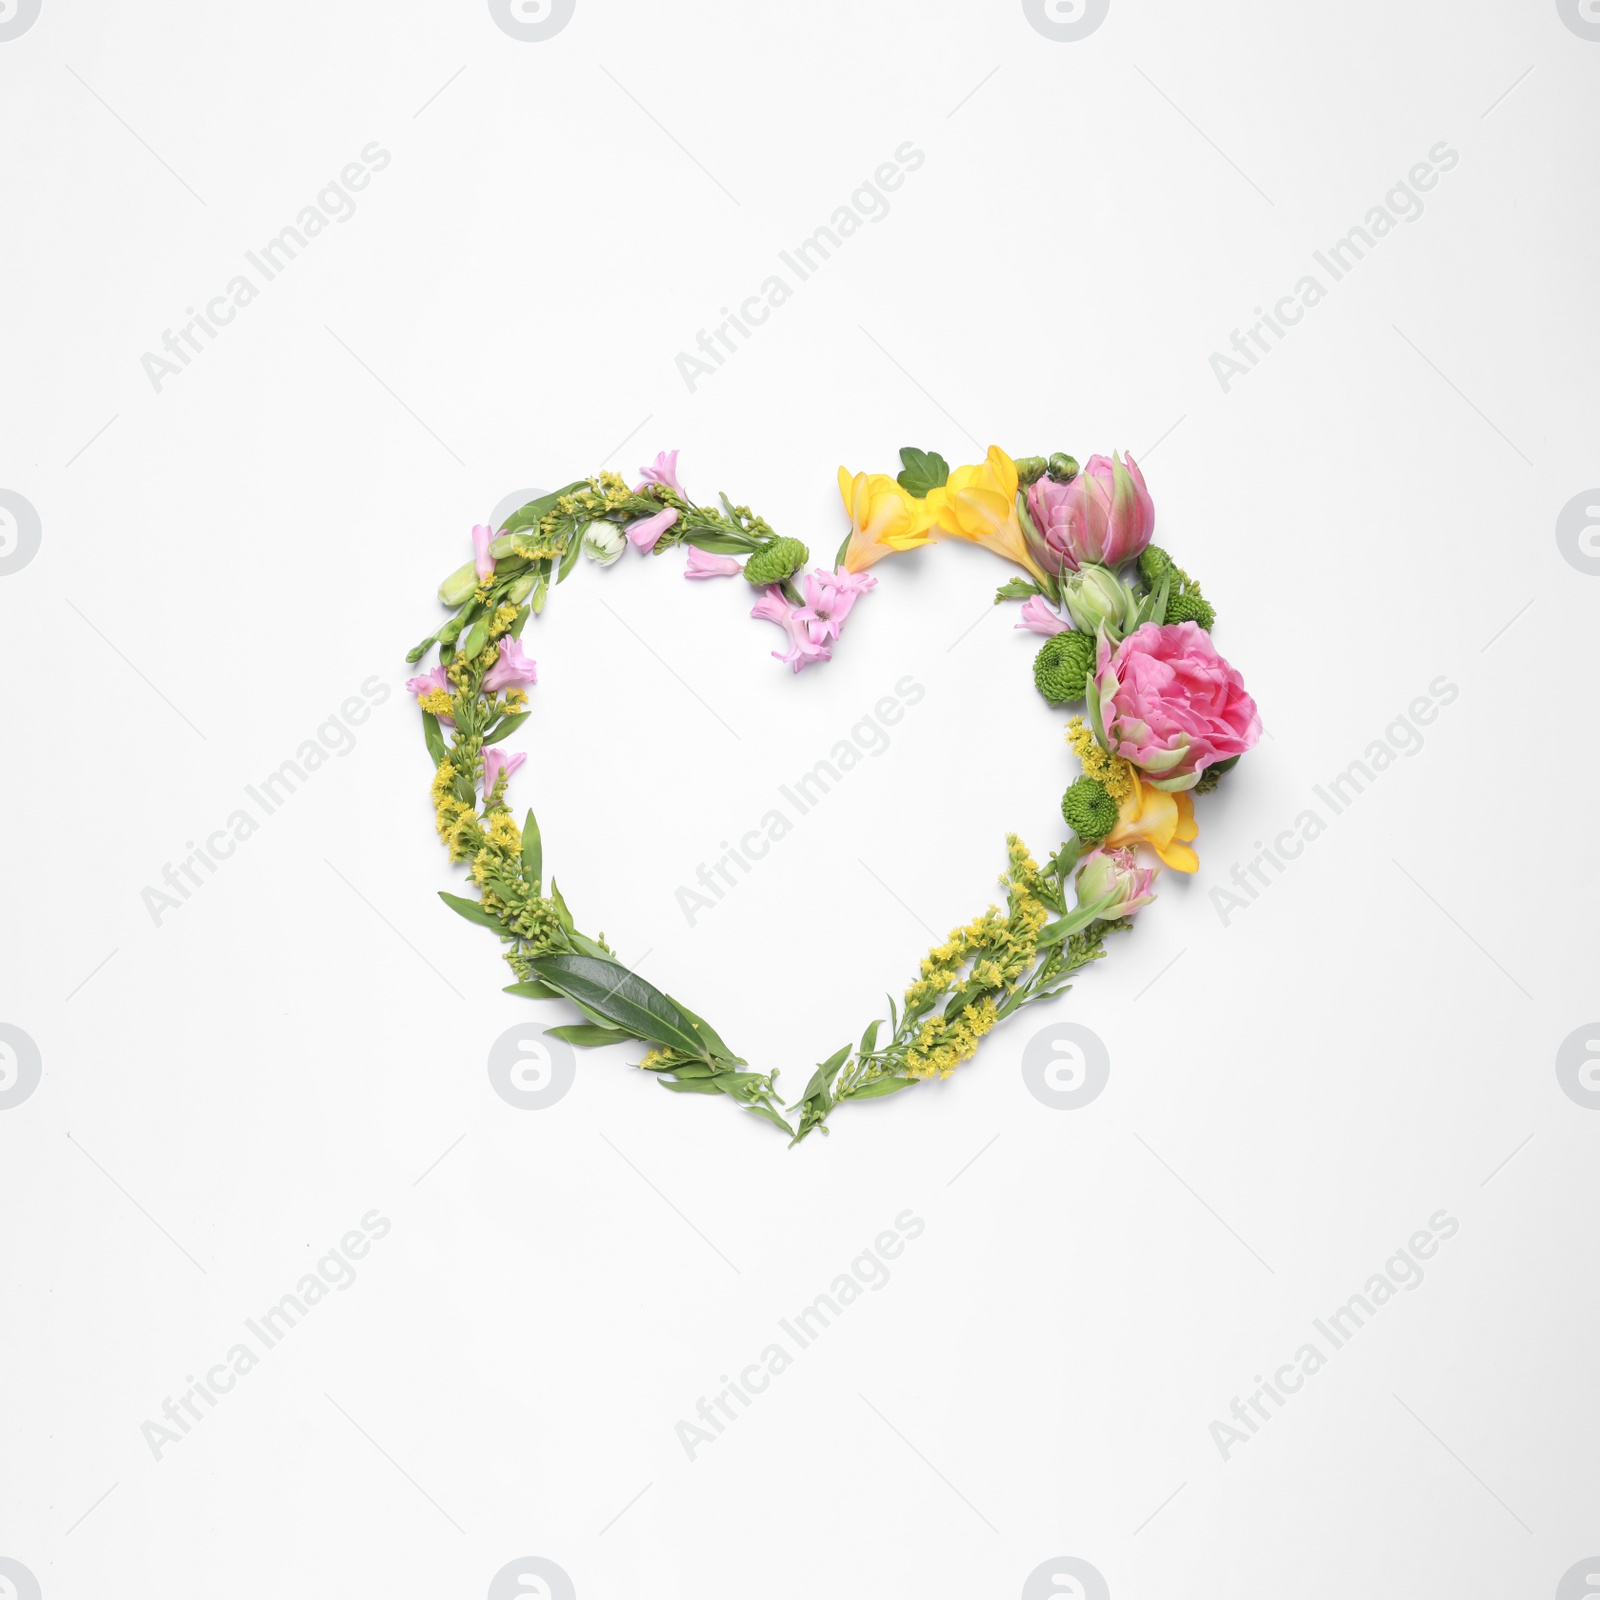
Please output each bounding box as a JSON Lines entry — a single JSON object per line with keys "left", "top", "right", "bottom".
{"left": 437, "top": 559, "right": 479, "bottom": 607}
{"left": 504, "top": 572, "right": 537, "bottom": 604}
{"left": 1033, "top": 630, "right": 1096, "bottom": 705}
{"left": 1165, "top": 589, "right": 1215, "bottom": 630}
{"left": 1062, "top": 563, "right": 1137, "bottom": 637}
{"left": 1047, "top": 453, "right": 1080, "bottom": 483}
{"left": 1061, "top": 776, "right": 1119, "bottom": 844}
{"left": 744, "top": 536, "right": 809, "bottom": 586}
{"left": 1138, "top": 545, "right": 1173, "bottom": 588}
{"left": 1013, "top": 455, "right": 1050, "bottom": 486}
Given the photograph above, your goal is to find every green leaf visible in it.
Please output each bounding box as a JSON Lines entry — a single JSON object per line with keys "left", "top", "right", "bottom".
{"left": 521, "top": 809, "right": 542, "bottom": 894}
{"left": 744, "top": 1101, "right": 796, "bottom": 1136}
{"left": 796, "top": 1044, "right": 853, "bottom": 1108}
{"left": 497, "top": 481, "right": 588, "bottom": 537}
{"left": 549, "top": 878, "right": 575, "bottom": 933}
{"left": 546, "top": 1023, "right": 631, "bottom": 1047}
{"left": 896, "top": 447, "right": 949, "bottom": 498}
{"left": 658, "top": 1076, "right": 728, "bottom": 1095}
{"left": 859, "top": 1018, "right": 882, "bottom": 1058}
{"left": 460, "top": 617, "right": 489, "bottom": 660}
{"left": 421, "top": 710, "right": 447, "bottom": 767}
{"left": 684, "top": 531, "right": 753, "bottom": 556}
{"left": 438, "top": 890, "right": 502, "bottom": 931}
{"left": 834, "top": 530, "right": 852, "bottom": 567}
{"left": 673, "top": 999, "right": 739, "bottom": 1063}
{"left": 1036, "top": 890, "right": 1119, "bottom": 945}
{"left": 531, "top": 953, "right": 712, "bottom": 1060}
{"left": 510, "top": 604, "right": 531, "bottom": 640}
{"left": 848, "top": 1076, "right": 918, "bottom": 1100}
{"left": 994, "top": 577, "right": 1040, "bottom": 603}
{"left": 483, "top": 711, "right": 531, "bottom": 746}
{"left": 556, "top": 525, "right": 585, "bottom": 584}
{"left": 504, "top": 980, "right": 561, "bottom": 1000}
{"left": 1085, "top": 670, "right": 1108, "bottom": 747}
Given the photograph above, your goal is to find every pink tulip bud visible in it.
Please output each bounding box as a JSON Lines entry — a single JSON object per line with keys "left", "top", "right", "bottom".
{"left": 1026, "top": 452, "right": 1155, "bottom": 571}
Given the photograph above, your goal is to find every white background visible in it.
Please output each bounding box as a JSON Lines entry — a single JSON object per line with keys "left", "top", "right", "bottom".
{"left": 2, "top": 2, "right": 1597, "bottom": 1596}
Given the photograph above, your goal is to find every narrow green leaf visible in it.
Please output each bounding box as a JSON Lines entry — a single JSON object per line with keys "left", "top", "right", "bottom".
{"left": 556, "top": 526, "right": 585, "bottom": 584}
{"left": 496, "top": 481, "right": 588, "bottom": 537}
{"left": 848, "top": 1076, "right": 918, "bottom": 1100}
{"left": 510, "top": 604, "right": 531, "bottom": 639}
{"left": 421, "top": 710, "right": 447, "bottom": 766}
{"left": 685, "top": 531, "right": 753, "bottom": 556}
{"left": 744, "top": 1101, "right": 796, "bottom": 1135}
{"left": 521, "top": 809, "right": 542, "bottom": 895}
{"left": 483, "top": 711, "right": 531, "bottom": 746}
{"left": 546, "top": 1023, "right": 630, "bottom": 1047}
{"left": 460, "top": 617, "right": 489, "bottom": 660}
{"left": 896, "top": 447, "right": 950, "bottom": 498}
{"left": 549, "top": 878, "right": 575, "bottom": 933}
{"left": 658, "top": 1076, "right": 728, "bottom": 1095}
{"left": 504, "top": 980, "right": 561, "bottom": 1000}
{"left": 1036, "top": 890, "right": 1118, "bottom": 945}
{"left": 438, "top": 890, "right": 502, "bottom": 931}
{"left": 859, "top": 1018, "right": 882, "bottom": 1058}
{"left": 796, "top": 1044, "right": 853, "bottom": 1107}
{"left": 1085, "top": 671, "right": 1108, "bottom": 746}
{"left": 531, "top": 953, "right": 711, "bottom": 1060}
{"left": 673, "top": 999, "right": 738, "bottom": 1063}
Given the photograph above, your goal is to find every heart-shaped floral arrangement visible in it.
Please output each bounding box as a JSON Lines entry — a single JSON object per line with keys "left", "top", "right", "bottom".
{"left": 405, "top": 445, "right": 1261, "bottom": 1144}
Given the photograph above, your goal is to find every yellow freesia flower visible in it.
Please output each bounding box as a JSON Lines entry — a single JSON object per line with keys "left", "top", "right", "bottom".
{"left": 837, "top": 468, "right": 937, "bottom": 572}
{"left": 925, "top": 445, "right": 1047, "bottom": 582}
{"left": 1105, "top": 770, "right": 1199, "bottom": 873}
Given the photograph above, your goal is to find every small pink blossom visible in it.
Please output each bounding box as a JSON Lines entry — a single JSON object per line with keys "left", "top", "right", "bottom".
{"left": 405, "top": 664, "right": 455, "bottom": 724}
{"left": 482, "top": 635, "right": 538, "bottom": 692}
{"left": 635, "top": 449, "right": 684, "bottom": 497}
{"left": 750, "top": 585, "right": 833, "bottom": 673}
{"left": 471, "top": 523, "right": 495, "bottom": 583}
{"left": 795, "top": 566, "right": 876, "bottom": 645}
{"left": 1015, "top": 595, "right": 1070, "bottom": 636}
{"left": 749, "top": 587, "right": 791, "bottom": 626}
{"left": 627, "top": 507, "right": 679, "bottom": 553}
{"left": 684, "top": 546, "right": 743, "bottom": 579}
{"left": 483, "top": 746, "right": 526, "bottom": 799}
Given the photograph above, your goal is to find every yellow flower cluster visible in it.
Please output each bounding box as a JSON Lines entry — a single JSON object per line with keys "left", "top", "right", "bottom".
{"left": 490, "top": 603, "right": 519, "bottom": 638}
{"left": 901, "top": 835, "right": 1049, "bottom": 1079}
{"left": 1066, "top": 716, "right": 1135, "bottom": 801}
{"left": 905, "top": 997, "right": 999, "bottom": 1080}
{"left": 430, "top": 760, "right": 478, "bottom": 857}
{"left": 417, "top": 687, "right": 454, "bottom": 720}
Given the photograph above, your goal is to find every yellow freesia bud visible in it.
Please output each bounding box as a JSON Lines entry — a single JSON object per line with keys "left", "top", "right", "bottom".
{"left": 836, "top": 468, "right": 936, "bottom": 572}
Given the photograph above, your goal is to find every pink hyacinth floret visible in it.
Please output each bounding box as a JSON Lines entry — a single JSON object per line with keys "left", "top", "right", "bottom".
{"left": 635, "top": 449, "right": 684, "bottom": 497}
{"left": 627, "top": 507, "right": 678, "bottom": 553}
{"left": 482, "top": 746, "right": 526, "bottom": 799}
{"left": 482, "top": 635, "right": 538, "bottom": 692}
{"left": 684, "top": 546, "right": 742, "bottom": 579}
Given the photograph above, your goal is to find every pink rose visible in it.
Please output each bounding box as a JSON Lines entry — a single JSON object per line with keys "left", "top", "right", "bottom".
{"left": 1025, "top": 452, "right": 1155, "bottom": 572}
{"left": 1092, "top": 622, "right": 1260, "bottom": 791}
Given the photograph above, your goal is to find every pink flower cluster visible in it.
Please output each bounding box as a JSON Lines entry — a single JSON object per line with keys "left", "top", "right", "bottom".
{"left": 750, "top": 567, "right": 877, "bottom": 673}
